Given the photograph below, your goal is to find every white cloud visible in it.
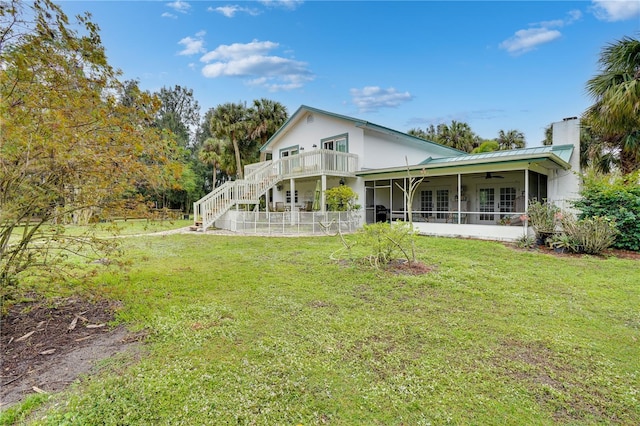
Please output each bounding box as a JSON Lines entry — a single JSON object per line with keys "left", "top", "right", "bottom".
{"left": 591, "top": 0, "right": 640, "bottom": 21}
{"left": 350, "top": 86, "right": 413, "bottom": 113}
{"left": 201, "top": 40, "right": 278, "bottom": 62}
{"left": 162, "top": 12, "right": 177, "bottom": 19}
{"left": 259, "top": 0, "right": 304, "bottom": 11}
{"left": 500, "top": 28, "right": 562, "bottom": 55}
{"left": 178, "top": 33, "right": 206, "bottom": 56}
{"left": 210, "top": 5, "right": 261, "bottom": 17}
{"left": 500, "top": 9, "right": 582, "bottom": 55}
{"left": 167, "top": 1, "right": 191, "bottom": 14}
{"left": 200, "top": 40, "right": 313, "bottom": 91}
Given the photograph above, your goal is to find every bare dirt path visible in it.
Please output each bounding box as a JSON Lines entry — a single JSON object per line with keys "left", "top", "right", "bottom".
{"left": 1, "top": 297, "right": 144, "bottom": 408}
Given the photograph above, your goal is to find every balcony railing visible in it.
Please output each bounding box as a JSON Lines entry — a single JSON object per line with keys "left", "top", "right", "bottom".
{"left": 245, "top": 149, "right": 358, "bottom": 180}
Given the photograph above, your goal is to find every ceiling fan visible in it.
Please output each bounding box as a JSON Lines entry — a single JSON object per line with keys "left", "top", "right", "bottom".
{"left": 479, "top": 172, "right": 504, "bottom": 179}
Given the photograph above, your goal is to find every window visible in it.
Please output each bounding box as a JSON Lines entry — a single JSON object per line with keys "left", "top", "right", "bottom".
{"left": 321, "top": 133, "right": 348, "bottom": 152}
{"left": 286, "top": 190, "right": 299, "bottom": 204}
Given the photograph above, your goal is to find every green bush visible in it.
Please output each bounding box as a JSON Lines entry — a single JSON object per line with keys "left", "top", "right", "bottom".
{"left": 348, "top": 221, "right": 416, "bottom": 267}
{"left": 325, "top": 186, "right": 360, "bottom": 211}
{"left": 526, "top": 199, "right": 560, "bottom": 241}
{"left": 560, "top": 215, "right": 618, "bottom": 255}
{"left": 573, "top": 172, "right": 640, "bottom": 251}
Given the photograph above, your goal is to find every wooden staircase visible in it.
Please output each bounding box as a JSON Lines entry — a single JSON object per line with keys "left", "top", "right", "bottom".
{"left": 193, "top": 160, "right": 280, "bottom": 231}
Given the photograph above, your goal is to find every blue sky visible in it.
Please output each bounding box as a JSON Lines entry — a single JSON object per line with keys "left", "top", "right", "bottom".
{"left": 59, "top": 1, "right": 639, "bottom": 146}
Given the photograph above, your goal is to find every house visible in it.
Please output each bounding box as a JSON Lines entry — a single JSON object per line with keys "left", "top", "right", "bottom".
{"left": 193, "top": 105, "right": 581, "bottom": 241}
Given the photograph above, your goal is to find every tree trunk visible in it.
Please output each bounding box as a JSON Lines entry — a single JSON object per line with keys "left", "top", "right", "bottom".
{"left": 232, "top": 132, "right": 243, "bottom": 179}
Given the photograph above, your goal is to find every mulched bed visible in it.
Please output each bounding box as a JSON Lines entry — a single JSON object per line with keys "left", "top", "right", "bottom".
{"left": 1, "top": 296, "right": 142, "bottom": 408}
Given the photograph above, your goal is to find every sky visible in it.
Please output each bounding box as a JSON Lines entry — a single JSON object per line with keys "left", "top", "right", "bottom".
{"left": 57, "top": 0, "right": 640, "bottom": 146}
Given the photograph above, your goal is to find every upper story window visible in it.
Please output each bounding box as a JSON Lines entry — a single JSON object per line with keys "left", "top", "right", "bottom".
{"left": 279, "top": 145, "right": 299, "bottom": 159}
{"left": 321, "top": 133, "right": 348, "bottom": 153}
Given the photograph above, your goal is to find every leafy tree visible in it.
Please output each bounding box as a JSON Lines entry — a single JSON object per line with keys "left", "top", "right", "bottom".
{"left": 542, "top": 125, "right": 553, "bottom": 146}
{"left": 439, "top": 121, "right": 477, "bottom": 152}
{"left": 0, "top": 0, "right": 180, "bottom": 296}
{"left": 155, "top": 85, "right": 200, "bottom": 149}
{"left": 471, "top": 140, "right": 499, "bottom": 153}
{"left": 210, "top": 102, "right": 249, "bottom": 179}
{"left": 584, "top": 34, "right": 640, "bottom": 174}
{"left": 249, "top": 98, "right": 288, "bottom": 160}
{"left": 497, "top": 129, "right": 526, "bottom": 150}
{"left": 199, "top": 138, "right": 234, "bottom": 190}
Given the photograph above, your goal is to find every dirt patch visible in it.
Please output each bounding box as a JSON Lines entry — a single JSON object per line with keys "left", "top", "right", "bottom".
{"left": 384, "top": 259, "right": 436, "bottom": 275}
{"left": 507, "top": 243, "right": 640, "bottom": 260}
{"left": 1, "top": 296, "right": 144, "bottom": 408}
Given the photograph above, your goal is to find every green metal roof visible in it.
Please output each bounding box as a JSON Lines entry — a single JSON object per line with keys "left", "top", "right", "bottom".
{"left": 357, "top": 144, "right": 574, "bottom": 177}
{"left": 420, "top": 144, "right": 574, "bottom": 166}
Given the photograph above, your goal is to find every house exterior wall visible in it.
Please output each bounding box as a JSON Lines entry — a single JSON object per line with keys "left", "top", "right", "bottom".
{"left": 547, "top": 117, "right": 581, "bottom": 210}
{"left": 267, "top": 112, "right": 366, "bottom": 161}
{"left": 359, "top": 130, "right": 449, "bottom": 170}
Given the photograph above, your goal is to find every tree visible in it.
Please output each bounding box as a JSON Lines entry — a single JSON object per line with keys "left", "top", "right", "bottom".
{"left": 0, "top": 0, "right": 180, "bottom": 296}
{"left": 497, "top": 129, "right": 526, "bottom": 150}
{"left": 471, "top": 140, "right": 499, "bottom": 153}
{"left": 155, "top": 85, "right": 201, "bottom": 149}
{"left": 249, "top": 99, "right": 288, "bottom": 160}
{"left": 210, "top": 102, "right": 249, "bottom": 179}
{"left": 584, "top": 34, "right": 640, "bottom": 174}
{"left": 441, "top": 121, "right": 478, "bottom": 152}
{"left": 199, "top": 138, "right": 234, "bottom": 190}
{"left": 542, "top": 125, "right": 553, "bottom": 146}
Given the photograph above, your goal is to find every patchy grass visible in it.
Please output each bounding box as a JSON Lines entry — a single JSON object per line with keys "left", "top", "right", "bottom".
{"left": 5, "top": 234, "right": 640, "bottom": 425}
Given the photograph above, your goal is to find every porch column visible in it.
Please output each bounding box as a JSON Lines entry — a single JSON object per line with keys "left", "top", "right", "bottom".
{"left": 266, "top": 188, "right": 271, "bottom": 213}
{"left": 321, "top": 174, "right": 327, "bottom": 213}
{"left": 290, "top": 178, "right": 296, "bottom": 225}
{"left": 457, "top": 173, "right": 462, "bottom": 224}
{"left": 524, "top": 169, "right": 530, "bottom": 234}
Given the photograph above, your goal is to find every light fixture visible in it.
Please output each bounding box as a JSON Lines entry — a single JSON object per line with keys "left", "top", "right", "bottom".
{"left": 312, "top": 144, "right": 317, "bottom": 148}
{"left": 339, "top": 178, "right": 345, "bottom": 185}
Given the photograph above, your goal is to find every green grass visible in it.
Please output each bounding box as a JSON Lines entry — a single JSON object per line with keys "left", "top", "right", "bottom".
{"left": 4, "top": 233, "right": 640, "bottom": 425}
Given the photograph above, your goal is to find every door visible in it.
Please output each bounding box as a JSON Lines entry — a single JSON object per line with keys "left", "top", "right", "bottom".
{"left": 478, "top": 187, "right": 495, "bottom": 223}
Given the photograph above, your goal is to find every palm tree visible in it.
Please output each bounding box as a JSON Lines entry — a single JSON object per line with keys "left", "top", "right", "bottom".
{"left": 199, "top": 138, "right": 226, "bottom": 190}
{"left": 249, "top": 99, "right": 288, "bottom": 160}
{"left": 439, "top": 121, "right": 476, "bottom": 152}
{"left": 584, "top": 34, "right": 640, "bottom": 174}
{"left": 210, "top": 102, "right": 248, "bottom": 179}
{"left": 497, "top": 129, "right": 526, "bottom": 150}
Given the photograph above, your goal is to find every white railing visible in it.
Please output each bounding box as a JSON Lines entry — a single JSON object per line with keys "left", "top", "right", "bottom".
{"left": 217, "top": 210, "right": 360, "bottom": 235}
{"left": 194, "top": 150, "right": 359, "bottom": 231}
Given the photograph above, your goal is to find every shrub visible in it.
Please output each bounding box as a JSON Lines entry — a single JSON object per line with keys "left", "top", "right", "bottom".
{"left": 346, "top": 222, "right": 416, "bottom": 267}
{"left": 560, "top": 215, "right": 618, "bottom": 255}
{"left": 526, "top": 199, "right": 560, "bottom": 241}
{"left": 573, "top": 171, "right": 640, "bottom": 251}
{"left": 325, "top": 186, "right": 360, "bottom": 212}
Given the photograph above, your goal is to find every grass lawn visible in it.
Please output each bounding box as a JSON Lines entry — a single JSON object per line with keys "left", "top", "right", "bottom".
{"left": 3, "top": 232, "right": 639, "bottom": 425}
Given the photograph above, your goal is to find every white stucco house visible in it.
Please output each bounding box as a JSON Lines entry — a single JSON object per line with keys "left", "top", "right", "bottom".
{"left": 193, "top": 105, "right": 581, "bottom": 241}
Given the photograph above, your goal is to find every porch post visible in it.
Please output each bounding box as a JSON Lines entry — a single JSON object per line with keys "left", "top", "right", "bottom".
{"left": 321, "top": 175, "right": 327, "bottom": 213}
{"left": 457, "top": 173, "right": 462, "bottom": 224}
{"left": 290, "top": 178, "right": 296, "bottom": 225}
{"left": 524, "top": 169, "right": 530, "bottom": 234}
{"left": 266, "top": 188, "right": 271, "bottom": 213}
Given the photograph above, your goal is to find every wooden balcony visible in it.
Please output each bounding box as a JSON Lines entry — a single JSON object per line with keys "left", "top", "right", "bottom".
{"left": 245, "top": 149, "right": 358, "bottom": 180}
